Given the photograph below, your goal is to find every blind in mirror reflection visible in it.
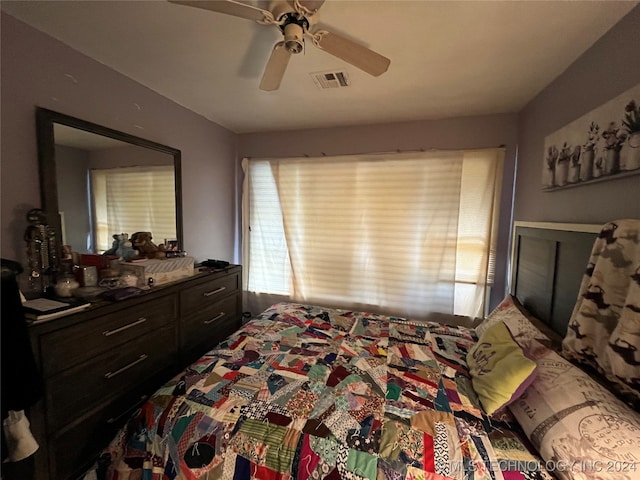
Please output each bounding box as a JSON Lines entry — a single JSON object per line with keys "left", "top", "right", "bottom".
{"left": 90, "top": 166, "right": 176, "bottom": 253}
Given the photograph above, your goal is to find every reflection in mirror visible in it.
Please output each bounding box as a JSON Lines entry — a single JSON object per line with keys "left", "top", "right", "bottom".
{"left": 36, "top": 108, "right": 182, "bottom": 272}
{"left": 54, "top": 126, "right": 175, "bottom": 253}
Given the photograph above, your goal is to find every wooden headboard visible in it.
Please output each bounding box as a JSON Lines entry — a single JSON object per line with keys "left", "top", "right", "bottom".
{"left": 509, "top": 221, "right": 601, "bottom": 337}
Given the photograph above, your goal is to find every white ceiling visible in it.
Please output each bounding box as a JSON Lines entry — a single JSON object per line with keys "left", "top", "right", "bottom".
{"left": 54, "top": 123, "right": 141, "bottom": 150}
{"left": 2, "top": 1, "right": 637, "bottom": 134}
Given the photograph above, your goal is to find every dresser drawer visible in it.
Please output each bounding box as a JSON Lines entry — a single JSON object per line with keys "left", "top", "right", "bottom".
{"left": 181, "top": 294, "right": 240, "bottom": 352}
{"left": 180, "top": 271, "right": 240, "bottom": 316}
{"left": 41, "top": 295, "right": 177, "bottom": 377}
{"left": 45, "top": 325, "right": 176, "bottom": 431}
{"left": 48, "top": 389, "right": 150, "bottom": 480}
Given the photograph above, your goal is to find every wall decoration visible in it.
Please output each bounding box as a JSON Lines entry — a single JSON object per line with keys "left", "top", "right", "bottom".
{"left": 542, "top": 83, "right": 640, "bottom": 191}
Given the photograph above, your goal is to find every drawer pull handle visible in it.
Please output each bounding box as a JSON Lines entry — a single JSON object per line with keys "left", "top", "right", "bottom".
{"left": 204, "top": 312, "right": 225, "bottom": 324}
{"left": 203, "top": 286, "right": 226, "bottom": 297}
{"left": 103, "top": 317, "right": 147, "bottom": 337}
{"left": 104, "top": 354, "right": 148, "bottom": 379}
{"left": 107, "top": 395, "right": 148, "bottom": 424}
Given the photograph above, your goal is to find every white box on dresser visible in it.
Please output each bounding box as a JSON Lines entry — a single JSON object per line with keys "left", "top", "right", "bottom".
{"left": 120, "top": 256, "right": 195, "bottom": 287}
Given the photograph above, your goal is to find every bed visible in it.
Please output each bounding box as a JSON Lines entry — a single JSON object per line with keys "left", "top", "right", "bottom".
{"left": 87, "top": 220, "right": 640, "bottom": 480}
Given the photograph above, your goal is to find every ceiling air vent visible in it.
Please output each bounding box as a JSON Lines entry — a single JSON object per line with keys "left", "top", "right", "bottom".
{"left": 311, "top": 70, "right": 350, "bottom": 90}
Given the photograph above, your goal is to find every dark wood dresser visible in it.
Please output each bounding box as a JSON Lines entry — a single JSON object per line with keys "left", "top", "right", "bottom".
{"left": 27, "top": 265, "right": 242, "bottom": 480}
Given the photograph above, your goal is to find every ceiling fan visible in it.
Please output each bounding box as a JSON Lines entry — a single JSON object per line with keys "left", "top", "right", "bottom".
{"left": 169, "top": 0, "right": 391, "bottom": 91}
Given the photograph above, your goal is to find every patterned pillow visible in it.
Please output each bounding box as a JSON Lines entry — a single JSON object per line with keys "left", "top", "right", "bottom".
{"left": 475, "top": 295, "right": 556, "bottom": 350}
{"left": 509, "top": 339, "right": 640, "bottom": 480}
{"left": 467, "top": 321, "right": 538, "bottom": 415}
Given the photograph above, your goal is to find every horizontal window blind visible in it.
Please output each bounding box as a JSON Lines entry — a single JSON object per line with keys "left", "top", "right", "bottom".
{"left": 243, "top": 148, "right": 503, "bottom": 319}
{"left": 91, "top": 166, "right": 176, "bottom": 252}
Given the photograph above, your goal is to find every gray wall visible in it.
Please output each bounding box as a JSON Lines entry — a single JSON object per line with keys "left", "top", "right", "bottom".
{"left": 55, "top": 145, "right": 91, "bottom": 252}
{"left": 238, "top": 114, "right": 519, "bottom": 311}
{"left": 515, "top": 6, "right": 640, "bottom": 224}
{"left": 1, "top": 13, "right": 238, "bottom": 267}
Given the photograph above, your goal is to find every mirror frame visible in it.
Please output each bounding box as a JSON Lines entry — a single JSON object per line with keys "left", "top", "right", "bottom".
{"left": 35, "top": 107, "right": 183, "bottom": 270}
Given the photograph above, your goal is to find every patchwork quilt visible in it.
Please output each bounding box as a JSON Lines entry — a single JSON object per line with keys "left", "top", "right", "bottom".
{"left": 97, "top": 303, "right": 551, "bottom": 480}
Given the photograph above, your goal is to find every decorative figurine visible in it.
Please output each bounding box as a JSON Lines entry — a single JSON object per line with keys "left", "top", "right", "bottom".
{"left": 24, "top": 208, "right": 57, "bottom": 291}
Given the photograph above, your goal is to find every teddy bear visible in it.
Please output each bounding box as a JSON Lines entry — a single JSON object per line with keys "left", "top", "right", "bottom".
{"left": 130, "top": 232, "right": 166, "bottom": 259}
{"left": 103, "top": 234, "right": 120, "bottom": 256}
{"left": 103, "top": 233, "right": 137, "bottom": 260}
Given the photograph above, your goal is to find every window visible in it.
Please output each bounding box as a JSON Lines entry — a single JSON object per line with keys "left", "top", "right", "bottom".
{"left": 90, "top": 166, "right": 176, "bottom": 252}
{"left": 242, "top": 149, "right": 503, "bottom": 319}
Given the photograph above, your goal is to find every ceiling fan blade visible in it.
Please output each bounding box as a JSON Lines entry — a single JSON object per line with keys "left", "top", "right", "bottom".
{"left": 313, "top": 31, "right": 390, "bottom": 77}
{"left": 168, "top": 0, "right": 273, "bottom": 23}
{"left": 260, "top": 42, "right": 292, "bottom": 91}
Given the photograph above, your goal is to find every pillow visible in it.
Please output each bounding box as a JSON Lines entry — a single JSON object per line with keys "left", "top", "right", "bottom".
{"left": 509, "top": 339, "right": 640, "bottom": 480}
{"left": 475, "top": 295, "right": 560, "bottom": 350}
{"left": 510, "top": 295, "right": 564, "bottom": 347}
{"left": 467, "top": 321, "right": 538, "bottom": 415}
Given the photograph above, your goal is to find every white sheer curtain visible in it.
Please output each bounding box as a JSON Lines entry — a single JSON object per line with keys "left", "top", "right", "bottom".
{"left": 454, "top": 150, "right": 504, "bottom": 317}
{"left": 242, "top": 148, "right": 503, "bottom": 319}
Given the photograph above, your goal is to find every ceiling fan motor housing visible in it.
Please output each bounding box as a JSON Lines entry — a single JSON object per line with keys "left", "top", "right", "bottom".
{"left": 281, "top": 13, "right": 308, "bottom": 54}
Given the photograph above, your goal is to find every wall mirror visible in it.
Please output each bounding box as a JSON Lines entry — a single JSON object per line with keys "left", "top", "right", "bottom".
{"left": 36, "top": 107, "right": 183, "bottom": 268}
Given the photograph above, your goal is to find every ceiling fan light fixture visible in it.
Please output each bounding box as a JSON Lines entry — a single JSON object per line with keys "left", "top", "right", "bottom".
{"left": 283, "top": 23, "right": 304, "bottom": 54}
{"left": 171, "top": 0, "right": 390, "bottom": 90}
